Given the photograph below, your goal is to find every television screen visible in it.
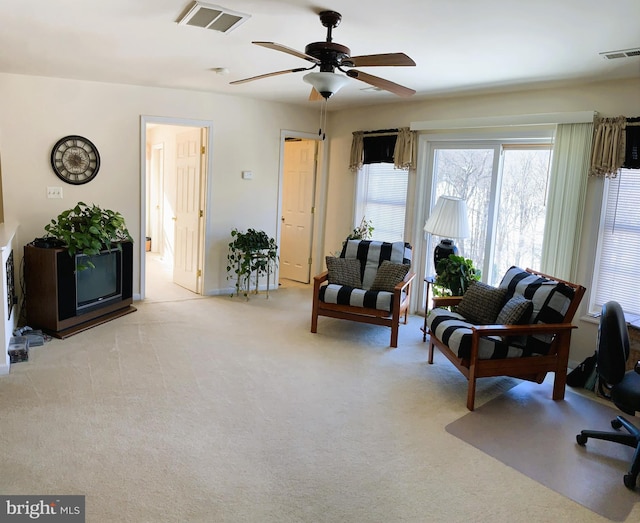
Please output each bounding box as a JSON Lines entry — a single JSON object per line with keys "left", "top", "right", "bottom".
{"left": 76, "top": 249, "right": 122, "bottom": 311}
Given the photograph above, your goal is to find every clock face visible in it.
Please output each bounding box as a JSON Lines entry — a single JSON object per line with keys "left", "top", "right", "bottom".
{"left": 51, "top": 135, "right": 100, "bottom": 185}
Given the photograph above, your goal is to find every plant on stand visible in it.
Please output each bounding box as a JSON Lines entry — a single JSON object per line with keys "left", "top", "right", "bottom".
{"left": 226, "top": 228, "right": 278, "bottom": 299}
{"left": 433, "top": 254, "right": 480, "bottom": 296}
{"left": 44, "top": 202, "right": 133, "bottom": 269}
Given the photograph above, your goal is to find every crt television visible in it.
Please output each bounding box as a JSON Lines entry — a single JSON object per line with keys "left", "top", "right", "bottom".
{"left": 75, "top": 248, "right": 123, "bottom": 314}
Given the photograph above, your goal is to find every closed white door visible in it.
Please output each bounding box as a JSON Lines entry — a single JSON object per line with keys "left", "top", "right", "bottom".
{"left": 280, "top": 139, "right": 317, "bottom": 283}
{"left": 173, "top": 129, "right": 203, "bottom": 292}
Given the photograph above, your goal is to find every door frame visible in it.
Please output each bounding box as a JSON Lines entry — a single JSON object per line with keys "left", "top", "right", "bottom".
{"left": 139, "top": 115, "right": 214, "bottom": 300}
{"left": 149, "top": 143, "right": 164, "bottom": 255}
{"left": 277, "top": 130, "right": 325, "bottom": 281}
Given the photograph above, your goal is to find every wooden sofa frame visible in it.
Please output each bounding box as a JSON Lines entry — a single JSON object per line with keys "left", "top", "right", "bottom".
{"left": 311, "top": 270, "right": 416, "bottom": 348}
{"left": 426, "top": 268, "right": 586, "bottom": 411}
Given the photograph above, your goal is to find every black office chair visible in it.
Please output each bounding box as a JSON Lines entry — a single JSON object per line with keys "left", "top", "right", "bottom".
{"left": 576, "top": 301, "right": 640, "bottom": 489}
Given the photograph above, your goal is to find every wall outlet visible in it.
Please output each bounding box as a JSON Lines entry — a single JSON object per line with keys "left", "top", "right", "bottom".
{"left": 47, "top": 186, "right": 63, "bottom": 199}
{"left": 242, "top": 171, "right": 253, "bottom": 180}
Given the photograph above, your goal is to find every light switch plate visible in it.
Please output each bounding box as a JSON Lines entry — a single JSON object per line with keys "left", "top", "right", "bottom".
{"left": 47, "top": 186, "right": 63, "bottom": 199}
{"left": 242, "top": 171, "right": 253, "bottom": 180}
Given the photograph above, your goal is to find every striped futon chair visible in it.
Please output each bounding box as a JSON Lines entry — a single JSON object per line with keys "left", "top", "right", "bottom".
{"left": 426, "top": 266, "right": 586, "bottom": 410}
{"left": 311, "top": 240, "right": 415, "bottom": 347}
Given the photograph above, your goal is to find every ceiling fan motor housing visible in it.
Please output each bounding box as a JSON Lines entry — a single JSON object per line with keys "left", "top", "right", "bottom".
{"left": 305, "top": 42, "right": 351, "bottom": 72}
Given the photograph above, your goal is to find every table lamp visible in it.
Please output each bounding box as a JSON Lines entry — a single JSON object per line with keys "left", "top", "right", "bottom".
{"left": 423, "top": 196, "right": 470, "bottom": 272}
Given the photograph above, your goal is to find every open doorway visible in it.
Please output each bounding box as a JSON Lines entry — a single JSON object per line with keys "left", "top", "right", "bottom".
{"left": 141, "top": 117, "right": 212, "bottom": 301}
{"left": 279, "top": 136, "right": 320, "bottom": 285}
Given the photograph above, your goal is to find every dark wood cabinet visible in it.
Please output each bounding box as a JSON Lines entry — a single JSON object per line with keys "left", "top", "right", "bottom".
{"left": 24, "top": 242, "right": 135, "bottom": 338}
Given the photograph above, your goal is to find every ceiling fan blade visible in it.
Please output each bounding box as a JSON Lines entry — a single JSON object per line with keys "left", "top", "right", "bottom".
{"left": 346, "top": 70, "right": 415, "bottom": 97}
{"left": 253, "top": 42, "right": 320, "bottom": 64}
{"left": 308, "top": 87, "right": 324, "bottom": 102}
{"left": 345, "top": 53, "right": 416, "bottom": 68}
{"left": 230, "top": 67, "right": 308, "bottom": 85}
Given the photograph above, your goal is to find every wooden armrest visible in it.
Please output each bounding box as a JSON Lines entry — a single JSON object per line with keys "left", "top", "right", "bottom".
{"left": 314, "top": 270, "right": 329, "bottom": 283}
{"left": 313, "top": 270, "right": 328, "bottom": 294}
{"left": 432, "top": 296, "right": 463, "bottom": 307}
{"left": 471, "top": 322, "right": 576, "bottom": 336}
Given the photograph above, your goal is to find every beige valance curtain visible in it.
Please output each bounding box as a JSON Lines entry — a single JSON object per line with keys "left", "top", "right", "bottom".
{"left": 589, "top": 116, "right": 626, "bottom": 178}
{"left": 349, "top": 131, "right": 364, "bottom": 171}
{"left": 393, "top": 127, "right": 415, "bottom": 170}
{"left": 348, "top": 127, "right": 416, "bottom": 171}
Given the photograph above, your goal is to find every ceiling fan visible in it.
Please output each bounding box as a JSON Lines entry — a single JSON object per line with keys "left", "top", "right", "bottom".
{"left": 230, "top": 10, "right": 416, "bottom": 100}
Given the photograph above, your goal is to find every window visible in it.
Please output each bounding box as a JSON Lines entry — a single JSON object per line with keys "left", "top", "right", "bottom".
{"left": 427, "top": 142, "right": 552, "bottom": 285}
{"left": 590, "top": 168, "right": 640, "bottom": 323}
{"left": 355, "top": 163, "right": 408, "bottom": 243}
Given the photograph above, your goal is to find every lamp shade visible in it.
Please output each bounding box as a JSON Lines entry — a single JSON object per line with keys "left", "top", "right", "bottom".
{"left": 423, "top": 196, "right": 470, "bottom": 239}
{"left": 303, "top": 72, "right": 349, "bottom": 99}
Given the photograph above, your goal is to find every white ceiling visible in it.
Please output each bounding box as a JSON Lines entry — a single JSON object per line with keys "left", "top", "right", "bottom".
{"left": 1, "top": 0, "right": 639, "bottom": 111}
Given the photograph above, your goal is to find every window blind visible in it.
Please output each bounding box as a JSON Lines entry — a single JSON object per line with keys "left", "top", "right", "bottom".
{"left": 357, "top": 163, "right": 408, "bottom": 243}
{"left": 591, "top": 168, "right": 640, "bottom": 318}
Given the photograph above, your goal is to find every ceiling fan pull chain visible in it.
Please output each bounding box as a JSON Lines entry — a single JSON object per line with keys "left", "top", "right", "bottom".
{"left": 318, "top": 100, "right": 328, "bottom": 140}
{"left": 322, "top": 100, "right": 327, "bottom": 140}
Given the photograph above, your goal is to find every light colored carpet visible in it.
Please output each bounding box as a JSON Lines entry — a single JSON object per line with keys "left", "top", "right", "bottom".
{"left": 446, "top": 381, "right": 640, "bottom": 521}
{"left": 2, "top": 268, "right": 640, "bottom": 522}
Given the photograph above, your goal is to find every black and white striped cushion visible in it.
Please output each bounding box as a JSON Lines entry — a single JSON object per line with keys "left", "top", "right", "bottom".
{"left": 499, "top": 266, "right": 574, "bottom": 324}
{"left": 427, "top": 308, "right": 526, "bottom": 360}
{"left": 340, "top": 240, "right": 411, "bottom": 290}
{"left": 499, "top": 266, "right": 575, "bottom": 355}
{"left": 319, "top": 284, "right": 396, "bottom": 312}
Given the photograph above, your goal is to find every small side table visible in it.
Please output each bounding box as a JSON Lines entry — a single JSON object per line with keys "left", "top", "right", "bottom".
{"left": 421, "top": 275, "right": 437, "bottom": 342}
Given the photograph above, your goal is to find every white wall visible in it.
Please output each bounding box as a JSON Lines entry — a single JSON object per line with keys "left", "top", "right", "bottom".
{"left": 0, "top": 73, "right": 319, "bottom": 296}
{"left": 325, "top": 77, "right": 640, "bottom": 364}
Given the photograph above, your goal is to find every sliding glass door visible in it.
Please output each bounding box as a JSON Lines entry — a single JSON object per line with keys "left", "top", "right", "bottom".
{"left": 428, "top": 142, "right": 552, "bottom": 285}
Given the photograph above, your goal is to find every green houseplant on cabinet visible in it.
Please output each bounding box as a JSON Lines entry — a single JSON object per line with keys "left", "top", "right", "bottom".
{"left": 226, "top": 228, "right": 278, "bottom": 298}
{"left": 44, "top": 202, "right": 133, "bottom": 269}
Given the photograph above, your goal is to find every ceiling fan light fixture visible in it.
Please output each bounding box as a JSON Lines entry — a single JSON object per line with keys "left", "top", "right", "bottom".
{"left": 303, "top": 72, "right": 349, "bottom": 99}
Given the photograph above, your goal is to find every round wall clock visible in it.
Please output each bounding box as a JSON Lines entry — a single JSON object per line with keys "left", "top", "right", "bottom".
{"left": 50, "top": 135, "right": 101, "bottom": 185}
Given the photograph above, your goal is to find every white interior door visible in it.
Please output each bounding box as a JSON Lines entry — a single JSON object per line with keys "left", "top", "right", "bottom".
{"left": 280, "top": 139, "right": 317, "bottom": 283}
{"left": 173, "top": 128, "right": 202, "bottom": 292}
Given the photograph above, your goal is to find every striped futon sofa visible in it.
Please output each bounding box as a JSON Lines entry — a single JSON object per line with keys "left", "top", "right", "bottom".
{"left": 311, "top": 240, "right": 415, "bottom": 347}
{"left": 426, "top": 266, "right": 586, "bottom": 410}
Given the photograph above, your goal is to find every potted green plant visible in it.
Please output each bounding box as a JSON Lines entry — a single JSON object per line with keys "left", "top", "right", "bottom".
{"left": 331, "top": 216, "right": 375, "bottom": 256}
{"left": 44, "top": 202, "right": 133, "bottom": 269}
{"left": 226, "top": 228, "right": 278, "bottom": 298}
{"left": 346, "top": 216, "right": 374, "bottom": 242}
{"left": 434, "top": 254, "right": 480, "bottom": 296}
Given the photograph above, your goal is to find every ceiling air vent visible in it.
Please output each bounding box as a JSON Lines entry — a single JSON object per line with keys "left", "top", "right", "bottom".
{"left": 599, "top": 47, "right": 640, "bottom": 60}
{"left": 177, "top": 1, "right": 250, "bottom": 34}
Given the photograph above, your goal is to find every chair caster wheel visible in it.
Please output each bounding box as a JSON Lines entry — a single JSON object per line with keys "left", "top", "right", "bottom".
{"left": 576, "top": 434, "right": 588, "bottom": 446}
{"left": 612, "top": 418, "right": 623, "bottom": 429}
{"left": 623, "top": 474, "right": 637, "bottom": 489}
